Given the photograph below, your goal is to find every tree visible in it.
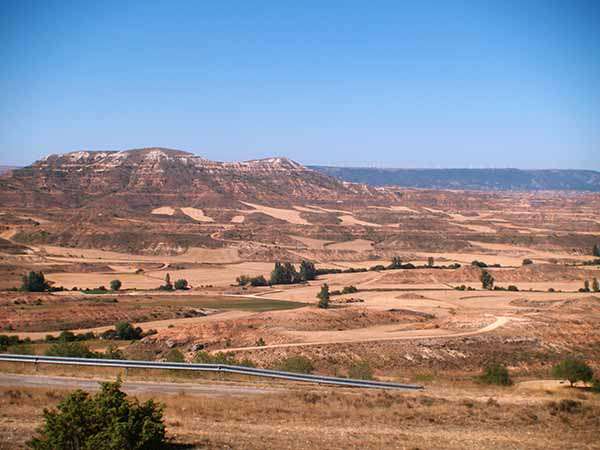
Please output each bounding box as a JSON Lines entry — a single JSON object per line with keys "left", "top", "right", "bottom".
{"left": 388, "top": 256, "right": 402, "bottom": 269}
{"left": 592, "top": 277, "right": 600, "bottom": 292}
{"left": 110, "top": 279, "right": 122, "bottom": 291}
{"left": 479, "top": 363, "right": 512, "bottom": 386}
{"left": 317, "top": 283, "right": 330, "bottom": 309}
{"left": 21, "top": 271, "right": 50, "bottom": 292}
{"left": 593, "top": 243, "right": 600, "bottom": 257}
{"left": 174, "top": 279, "right": 188, "bottom": 290}
{"left": 427, "top": 256, "right": 434, "bottom": 267}
{"left": 552, "top": 358, "right": 594, "bottom": 387}
{"left": 270, "top": 262, "right": 286, "bottom": 285}
{"left": 522, "top": 258, "right": 533, "bottom": 265}
{"left": 250, "top": 275, "right": 268, "bottom": 286}
{"left": 480, "top": 270, "right": 494, "bottom": 290}
{"left": 28, "top": 380, "right": 165, "bottom": 450}
{"left": 584, "top": 280, "right": 590, "bottom": 292}
{"left": 299, "top": 260, "right": 317, "bottom": 281}
{"left": 160, "top": 273, "right": 173, "bottom": 291}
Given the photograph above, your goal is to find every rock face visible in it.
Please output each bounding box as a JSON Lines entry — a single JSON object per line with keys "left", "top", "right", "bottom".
{"left": 0, "top": 148, "right": 391, "bottom": 209}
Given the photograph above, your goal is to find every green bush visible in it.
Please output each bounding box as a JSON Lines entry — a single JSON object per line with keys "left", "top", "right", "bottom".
{"left": 479, "top": 363, "right": 512, "bottom": 386}
{"left": 276, "top": 355, "right": 314, "bottom": 374}
{"left": 110, "top": 279, "right": 122, "bottom": 291}
{"left": 552, "top": 358, "right": 593, "bottom": 387}
{"left": 45, "top": 342, "right": 96, "bottom": 358}
{"left": 348, "top": 361, "right": 374, "bottom": 380}
{"left": 114, "top": 321, "right": 143, "bottom": 340}
{"left": 28, "top": 380, "right": 165, "bottom": 449}
{"left": 316, "top": 284, "right": 330, "bottom": 309}
{"left": 341, "top": 285, "right": 358, "bottom": 294}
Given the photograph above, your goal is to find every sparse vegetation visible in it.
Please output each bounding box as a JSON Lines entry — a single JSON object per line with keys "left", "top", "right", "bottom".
{"left": 552, "top": 358, "right": 594, "bottom": 387}
{"left": 348, "top": 360, "right": 374, "bottom": 380}
{"left": 479, "top": 362, "right": 512, "bottom": 386}
{"left": 27, "top": 380, "right": 165, "bottom": 450}
{"left": 276, "top": 355, "right": 314, "bottom": 374}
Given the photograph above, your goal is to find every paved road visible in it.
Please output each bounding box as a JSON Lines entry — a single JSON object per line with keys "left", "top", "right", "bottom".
{"left": 0, "top": 373, "right": 277, "bottom": 396}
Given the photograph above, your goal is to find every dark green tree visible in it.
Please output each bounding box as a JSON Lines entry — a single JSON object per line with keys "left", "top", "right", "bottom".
{"left": 584, "top": 280, "right": 590, "bottom": 292}
{"left": 110, "top": 279, "right": 122, "bottom": 291}
{"left": 115, "top": 321, "right": 143, "bottom": 340}
{"left": 45, "top": 342, "right": 96, "bottom": 358}
{"left": 317, "top": 283, "right": 330, "bottom": 309}
{"left": 21, "top": 271, "right": 50, "bottom": 292}
{"left": 593, "top": 243, "right": 600, "bottom": 257}
{"left": 174, "top": 279, "right": 188, "bottom": 290}
{"left": 481, "top": 270, "right": 494, "bottom": 290}
{"left": 299, "top": 260, "right": 317, "bottom": 281}
{"left": 388, "top": 256, "right": 402, "bottom": 269}
{"left": 270, "top": 262, "right": 286, "bottom": 285}
{"left": 28, "top": 380, "right": 165, "bottom": 450}
{"left": 592, "top": 277, "right": 600, "bottom": 293}
{"left": 552, "top": 358, "right": 594, "bottom": 387}
{"left": 427, "top": 256, "right": 434, "bottom": 267}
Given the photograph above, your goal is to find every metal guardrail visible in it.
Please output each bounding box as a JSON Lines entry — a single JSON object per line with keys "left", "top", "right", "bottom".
{"left": 0, "top": 354, "right": 424, "bottom": 391}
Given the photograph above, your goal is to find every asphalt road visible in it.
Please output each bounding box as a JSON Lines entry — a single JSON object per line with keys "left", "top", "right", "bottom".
{"left": 0, "top": 373, "right": 278, "bottom": 396}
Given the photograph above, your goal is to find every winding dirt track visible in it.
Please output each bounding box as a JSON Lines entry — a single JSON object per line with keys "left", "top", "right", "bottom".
{"left": 218, "top": 316, "right": 511, "bottom": 353}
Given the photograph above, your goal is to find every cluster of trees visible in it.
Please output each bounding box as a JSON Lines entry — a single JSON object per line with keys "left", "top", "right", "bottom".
{"left": 158, "top": 273, "right": 189, "bottom": 291}
{"left": 580, "top": 278, "right": 600, "bottom": 292}
{"left": 271, "top": 260, "right": 317, "bottom": 285}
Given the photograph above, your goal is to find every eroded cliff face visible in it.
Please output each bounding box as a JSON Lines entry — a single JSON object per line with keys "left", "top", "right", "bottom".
{"left": 0, "top": 147, "right": 392, "bottom": 209}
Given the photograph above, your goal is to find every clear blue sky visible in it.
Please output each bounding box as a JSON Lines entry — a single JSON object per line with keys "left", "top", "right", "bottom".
{"left": 1, "top": 0, "right": 599, "bottom": 169}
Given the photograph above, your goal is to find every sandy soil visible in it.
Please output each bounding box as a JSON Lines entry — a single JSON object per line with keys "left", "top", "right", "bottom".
{"left": 151, "top": 206, "right": 176, "bottom": 216}
{"left": 180, "top": 207, "right": 214, "bottom": 222}
{"left": 241, "top": 202, "right": 310, "bottom": 225}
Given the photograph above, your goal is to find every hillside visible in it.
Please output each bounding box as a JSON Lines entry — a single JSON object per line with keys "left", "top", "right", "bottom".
{"left": 311, "top": 166, "right": 600, "bottom": 191}
{"left": 0, "top": 148, "right": 390, "bottom": 209}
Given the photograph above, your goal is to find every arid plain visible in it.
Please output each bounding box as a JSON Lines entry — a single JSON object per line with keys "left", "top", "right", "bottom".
{"left": 1, "top": 149, "right": 599, "bottom": 449}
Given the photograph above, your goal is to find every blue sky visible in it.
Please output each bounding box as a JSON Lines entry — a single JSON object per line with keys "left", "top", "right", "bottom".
{"left": 1, "top": 0, "right": 599, "bottom": 169}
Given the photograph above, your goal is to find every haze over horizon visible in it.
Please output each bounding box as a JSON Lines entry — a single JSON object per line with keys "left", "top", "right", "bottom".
{"left": 1, "top": 1, "right": 599, "bottom": 169}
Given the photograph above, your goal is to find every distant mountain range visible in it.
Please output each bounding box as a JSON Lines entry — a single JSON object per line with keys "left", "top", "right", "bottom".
{"left": 310, "top": 166, "right": 600, "bottom": 192}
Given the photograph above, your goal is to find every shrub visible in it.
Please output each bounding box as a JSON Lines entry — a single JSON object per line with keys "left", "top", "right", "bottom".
{"left": 174, "top": 279, "right": 188, "bottom": 290}
{"left": 552, "top": 358, "right": 594, "bottom": 387}
{"left": 522, "top": 258, "right": 533, "bottom": 265}
{"left": 479, "top": 363, "right": 512, "bottom": 386}
{"left": 164, "top": 348, "right": 185, "bottom": 363}
{"left": 21, "top": 271, "right": 50, "bottom": 292}
{"left": 276, "top": 355, "right": 314, "bottom": 374}
{"left": 592, "top": 277, "right": 599, "bottom": 292}
{"left": 45, "top": 342, "right": 96, "bottom": 358}
{"left": 110, "top": 279, "right": 122, "bottom": 291}
{"left": 507, "top": 285, "right": 519, "bottom": 291}
{"left": 255, "top": 337, "right": 266, "bottom": 346}
{"left": 348, "top": 361, "right": 374, "bottom": 380}
{"left": 28, "top": 380, "right": 165, "bottom": 449}
{"left": 341, "top": 285, "right": 358, "bottom": 294}
{"left": 471, "top": 260, "right": 488, "bottom": 268}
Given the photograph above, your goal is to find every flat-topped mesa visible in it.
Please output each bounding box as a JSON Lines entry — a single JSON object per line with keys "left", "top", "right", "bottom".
{"left": 1, "top": 147, "right": 394, "bottom": 208}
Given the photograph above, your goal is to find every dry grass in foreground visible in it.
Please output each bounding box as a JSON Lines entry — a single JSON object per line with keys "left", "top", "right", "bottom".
{"left": 1, "top": 381, "right": 599, "bottom": 450}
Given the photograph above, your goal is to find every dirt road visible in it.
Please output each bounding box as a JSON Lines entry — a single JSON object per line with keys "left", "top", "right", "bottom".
{"left": 218, "top": 316, "right": 512, "bottom": 353}
{"left": 0, "top": 373, "right": 276, "bottom": 396}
